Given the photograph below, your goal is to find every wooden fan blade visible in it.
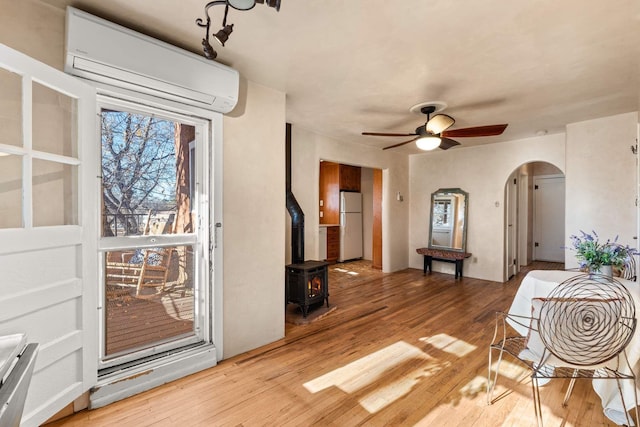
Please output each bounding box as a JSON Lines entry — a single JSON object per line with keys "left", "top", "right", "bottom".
{"left": 363, "top": 132, "right": 418, "bottom": 137}
{"left": 382, "top": 138, "right": 418, "bottom": 150}
{"left": 439, "top": 138, "right": 461, "bottom": 150}
{"left": 442, "top": 124, "right": 508, "bottom": 138}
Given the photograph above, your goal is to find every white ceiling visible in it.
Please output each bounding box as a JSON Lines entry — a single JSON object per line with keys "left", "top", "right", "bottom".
{"left": 43, "top": 0, "right": 640, "bottom": 154}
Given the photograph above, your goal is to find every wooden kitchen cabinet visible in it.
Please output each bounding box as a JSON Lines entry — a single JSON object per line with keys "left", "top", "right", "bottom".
{"left": 319, "top": 162, "right": 361, "bottom": 226}
{"left": 319, "top": 161, "right": 340, "bottom": 225}
{"left": 326, "top": 226, "right": 340, "bottom": 263}
{"left": 339, "top": 164, "right": 361, "bottom": 192}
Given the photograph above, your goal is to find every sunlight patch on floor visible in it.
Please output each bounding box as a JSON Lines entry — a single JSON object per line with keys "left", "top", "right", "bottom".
{"left": 303, "top": 341, "right": 448, "bottom": 413}
{"left": 412, "top": 375, "right": 489, "bottom": 426}
{"left": 420, "top": 333, "right": 477, "bottom": 357}
{"left": 358, "top": 361, "right": 446, "bottom": 414}
{"left": 489, "top": 359, "right": 530, "bottom": 381}
{"left": 333, "top": 267, "right": 359, "bottom": 276}
{"left": 499, "top": 402, "right": 574, "bottom": 427}
{"left": 460, "top": 375, "right": 487, "bottom": 399}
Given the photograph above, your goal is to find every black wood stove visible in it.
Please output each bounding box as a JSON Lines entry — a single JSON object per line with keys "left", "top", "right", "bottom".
{"left": 285, "top": 260, "right": 329, "bottom": 317}
{"left": 285, "top": 123, "right": 329, "bottom": 318}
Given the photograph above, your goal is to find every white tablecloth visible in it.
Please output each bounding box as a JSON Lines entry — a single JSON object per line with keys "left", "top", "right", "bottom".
{"left": 507, "top": 270, "right": 640, "bottom": 425}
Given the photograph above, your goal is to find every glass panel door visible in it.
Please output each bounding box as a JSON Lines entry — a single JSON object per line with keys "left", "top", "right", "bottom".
{"left": 98, "top": 98, "right": 209, "bottom": 367}
{"left": 0, "top": 43, "right": 98, "bottom": 425}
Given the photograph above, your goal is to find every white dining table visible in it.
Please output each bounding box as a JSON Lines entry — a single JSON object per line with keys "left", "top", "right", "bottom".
{"left": 507, "top": 270, "right": 640, "bottom": 426}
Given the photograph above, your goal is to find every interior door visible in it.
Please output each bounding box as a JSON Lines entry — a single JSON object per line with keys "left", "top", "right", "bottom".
{"left": 517, "top": 173, "right": 530, "bottom": 268}
{"left": 534, "top": 175, "right": 566, "bottom": 262}
{"left": 372, "top": 168, "right": 382, "bottom": 269}
{"left": 0, "top": 44, "right": 97, "bottom": 427}
{"left": 506, "top": 175, "right": 518, "bottom": 279}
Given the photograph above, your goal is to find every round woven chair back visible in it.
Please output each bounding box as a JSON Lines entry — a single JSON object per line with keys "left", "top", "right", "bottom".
{"left": 538, "top": 274, "right": 636, "bottom": 366}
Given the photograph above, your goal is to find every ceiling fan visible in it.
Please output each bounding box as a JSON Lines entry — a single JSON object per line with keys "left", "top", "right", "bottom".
{"left": 362, "top": 103, "right": 508, "bottom": 151}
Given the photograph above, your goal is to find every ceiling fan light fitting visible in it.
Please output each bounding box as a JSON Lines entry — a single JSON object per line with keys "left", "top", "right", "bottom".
{"left": 426, "top": 114, "right": 455, "bottom": 134}
{"left": 416, "top": 136, "right": 441, "bottom": 151}
{"left": 363, "top": 102, "right": 507, "bottom": 151}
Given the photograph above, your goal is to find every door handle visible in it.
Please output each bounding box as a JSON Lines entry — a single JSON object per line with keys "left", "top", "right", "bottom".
{"left": 213, "top": 222, "right": 222, "bottom": 248}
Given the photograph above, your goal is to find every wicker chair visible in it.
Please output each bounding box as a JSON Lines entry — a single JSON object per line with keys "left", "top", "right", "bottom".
{"left": 487, "top": 274, "right": 638, "bottom": 427}
{"left": 105, "top": 211, "right": 176, "bottom": 296}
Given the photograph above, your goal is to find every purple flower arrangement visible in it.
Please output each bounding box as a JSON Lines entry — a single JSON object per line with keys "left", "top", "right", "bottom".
{"left": 568, "top": 230, "right": 638, "bottom": 271}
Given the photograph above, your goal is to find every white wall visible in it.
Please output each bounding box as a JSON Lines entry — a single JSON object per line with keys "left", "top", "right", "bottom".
{"left": 0, "top": 0, "right": 65, "bottom": 70}
{"left": 290, "top": 126, "right": 409, "bottom": 272}
{"left": 222, "top": 80, "right": 285, "bottom": 358}
{"left": 409, "top": 134, "right": 565, "bottom": 282}
{"left": 564, "top": 112, "right": 638, "bottom": 268}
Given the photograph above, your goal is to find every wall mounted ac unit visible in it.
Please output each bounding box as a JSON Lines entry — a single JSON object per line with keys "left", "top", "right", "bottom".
{"left": 65, "top": 7, "right": 239, "bottom": 113}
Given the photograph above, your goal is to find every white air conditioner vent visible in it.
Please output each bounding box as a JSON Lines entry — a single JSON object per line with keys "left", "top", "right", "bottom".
{"left": 65, "top": 7, "right": 239, "bottom": 113}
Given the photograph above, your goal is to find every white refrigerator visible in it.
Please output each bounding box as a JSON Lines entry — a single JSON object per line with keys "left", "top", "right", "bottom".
{"left": 339, "top": 191, "right": 363, "bottom": 262}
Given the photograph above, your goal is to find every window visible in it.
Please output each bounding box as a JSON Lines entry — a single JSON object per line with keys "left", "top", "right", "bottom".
{"left": 433, "top": 199, "right": 452, "bottom": 227}
{"left": 97, "top": 97, "right": 211, "bottom": 369}
{"left": 0, "top": 70, "right": 80, "bottom": 229}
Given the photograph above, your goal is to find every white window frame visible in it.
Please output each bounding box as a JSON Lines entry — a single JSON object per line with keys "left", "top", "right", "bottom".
{"left": 84, "top": 82, "right": 223, "bottom": 406}
{"left": 96, "top": 95, "right": 211, "bottom": 369}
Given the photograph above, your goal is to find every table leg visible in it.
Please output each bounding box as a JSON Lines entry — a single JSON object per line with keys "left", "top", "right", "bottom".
{"left": 455, "top": 260, "right": 463, "bottom": 279}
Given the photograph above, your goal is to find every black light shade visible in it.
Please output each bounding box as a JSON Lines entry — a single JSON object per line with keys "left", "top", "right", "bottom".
{"left": 213, "top": 24, "right": 234, "bottom": 46}
{"left": 266, "top": 0, "right": 281, "bottom": 11}
{"left": 202, "top": 38, "right": 217, "bottom": 60}
{"left": 255, "top": 0, "right": 281, "bottom": 10}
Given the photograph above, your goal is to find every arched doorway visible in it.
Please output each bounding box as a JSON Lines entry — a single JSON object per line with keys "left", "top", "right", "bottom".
{"left": 504, "top": 161, "right": 565, "bottom": 280}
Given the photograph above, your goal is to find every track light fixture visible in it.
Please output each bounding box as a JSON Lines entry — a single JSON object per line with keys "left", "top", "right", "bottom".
{"left": 213, "top": 24, "right": 234, "bottom": 45}
{"left": 196, "top": 0, "right": 282, "bottom": 61}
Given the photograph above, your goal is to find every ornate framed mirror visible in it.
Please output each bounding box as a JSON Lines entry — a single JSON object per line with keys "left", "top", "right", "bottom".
{"left": 428, "top": 188, "right": 468, "bottom": 252}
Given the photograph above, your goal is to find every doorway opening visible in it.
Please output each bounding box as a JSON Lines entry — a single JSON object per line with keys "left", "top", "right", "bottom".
{"left": 318, "top": 161, "right": 382, "bottom": 270}
{"left": 504, "top": 162, "right": 565, "bottom": 280}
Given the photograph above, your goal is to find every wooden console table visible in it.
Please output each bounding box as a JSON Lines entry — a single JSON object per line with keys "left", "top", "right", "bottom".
{"left": 416, "top": 248, "right": 472, "bottom": 279}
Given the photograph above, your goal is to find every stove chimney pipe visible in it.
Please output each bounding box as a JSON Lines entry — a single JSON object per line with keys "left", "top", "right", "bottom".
{"left": 285, "top": 123, "right": 304, "bottom": 264}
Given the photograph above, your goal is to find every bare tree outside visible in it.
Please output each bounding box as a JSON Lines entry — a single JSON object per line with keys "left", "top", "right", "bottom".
{"left": 101, "top": 110, "right": 177, "bottom": 236}
{"left": 99, "top": 106, "right": 200, "bottom": 359}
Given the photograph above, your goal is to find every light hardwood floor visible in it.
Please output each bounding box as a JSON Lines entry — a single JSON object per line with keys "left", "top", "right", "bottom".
{"left": 50, "top": 261, "right": 636, "bottom": 427}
